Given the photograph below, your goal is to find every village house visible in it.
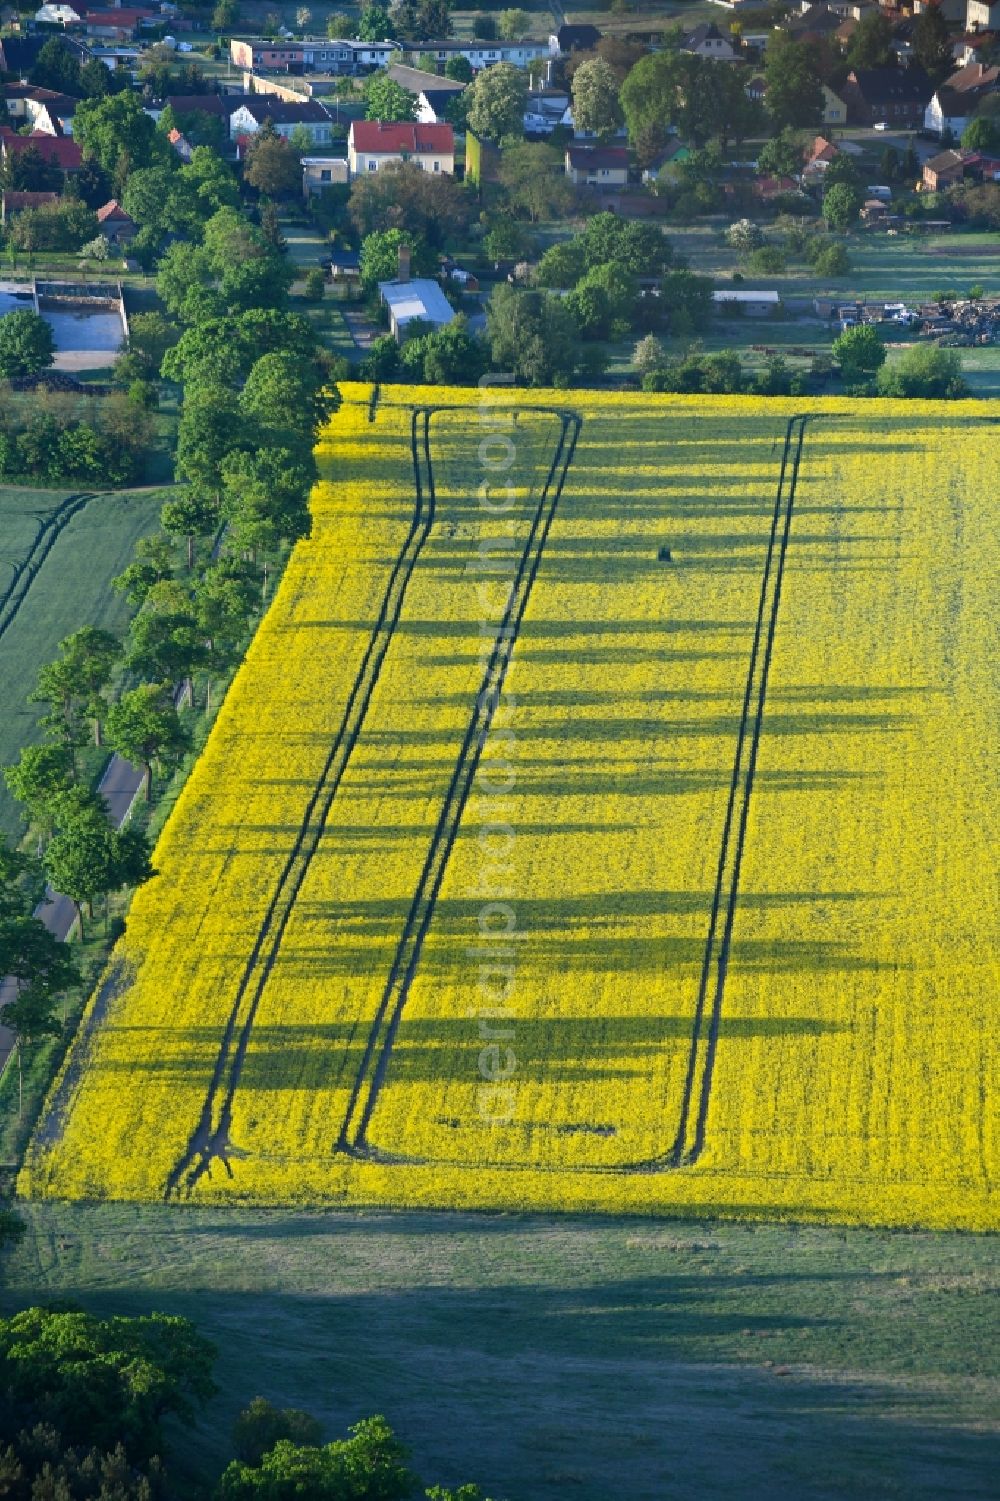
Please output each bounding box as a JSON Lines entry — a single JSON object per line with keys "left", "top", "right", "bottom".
{"left": 922, "top": 147, "right": 974, "bottom": 188}
{"left": 924, "top": 61, "right": 1000, "bottom": 135}
{"left": 230, "top": 36, "right": 397, "bottom": 74}
{"left": 967, "top": 0, "right": 1000, "bottom": 28}
{"left": 166, "top": 126, "right": 193, "bottom": 160}
{"left": 0, "top": 129, "right": 82, "bottom": 174}
{"left": 301, "top": 155, "right": 349, "bottom": 196}
{"left": 1, "top": 189, "right": 58, "bottom": 225}
{"left": 96, "top": 198, "right": 137, "bottom": 243}
{"left": 0, "top": 84, "right": 77, "bottom": 137}
{"left": 842, "top": 65, "right": 932, "bottom": 126}
{"left": 802, "top": 134, "right": 841, "bottom": 178}
{"left": 641, "top": 138, "right": 691, "bottom": 186}
{"left": 523, "top": 84, "right": 572, "bottom": 135}
{"left": 680, "top": 23, "right": 737, "bottom": 61}
{"left": 953, "top": 30, "right": 999, "bottom": 65}
{"left": 386, "top": 65, "right": 466, "bottom": 126}
{"left": 347, "top": 120, "right": 455, "bottom": 176}
{"left": 81, "top": 9, "right": 154, "bottom": 42}
{"left": 417, "top": 38, "right": 549, "bottom": 71}
{"left": 229, "top": 96, "right": 333, "bottom": 144}
{"left": 564, "top": 143, "right": 629, "bottom": 187}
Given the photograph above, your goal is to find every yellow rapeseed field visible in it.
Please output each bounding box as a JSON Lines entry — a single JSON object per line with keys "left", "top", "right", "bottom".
{"left": 22, "top": 384, "right": 998, "bottom": 1230}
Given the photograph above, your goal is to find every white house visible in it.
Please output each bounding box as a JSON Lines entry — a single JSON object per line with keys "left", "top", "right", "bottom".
{"left": 229, "top": 97, "right": 332, "bottom": 144}
{"left": 967, "top": 0, "right": 1000, "bottom": 28}
{"left": 416, "top": 38, "right": 548, "bottom": 70}
{"left": 681, "top": 23, "right": 737, "bottom": 60}
{"left": 347, "top": 120, "right": 455, "bottom": 176}
{"left": 924, "top": 61, "right": 1000, "bottom": 135}
{"left": 34, "top": 3, "right": 82, "bottom": 22}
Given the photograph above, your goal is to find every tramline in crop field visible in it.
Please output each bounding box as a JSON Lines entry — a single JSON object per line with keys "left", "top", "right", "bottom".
{"left": 22, "top": 386, "right": 998, "bottom": 1231}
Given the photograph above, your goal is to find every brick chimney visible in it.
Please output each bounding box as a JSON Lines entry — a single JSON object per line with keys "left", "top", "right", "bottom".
{"left": 397, "top": 243, "right": 411, "bottom": 283}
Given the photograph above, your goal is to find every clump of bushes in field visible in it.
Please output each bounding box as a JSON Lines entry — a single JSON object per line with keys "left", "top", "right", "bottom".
{"left": 0, "top": 390, "right": 152, "bottom": 483}
{"left": 638, "top": 340, "right": 808, "bottom": 397}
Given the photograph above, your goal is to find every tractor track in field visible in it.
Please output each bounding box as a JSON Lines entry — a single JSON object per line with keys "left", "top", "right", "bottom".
{"left": 0, "top": 492, "right": 100, "bottom": 646}
{"left": 339, "top": 409, "right": 582, "bottom": 1158}
{"left": 366, "top": 415, "right": 814, "bottom": 1178}
{"left": 665, "top": 413, "right": 812, "bottom": 1169}
{"left": 164, "top": 409, "right": 437, "bottom": 1198}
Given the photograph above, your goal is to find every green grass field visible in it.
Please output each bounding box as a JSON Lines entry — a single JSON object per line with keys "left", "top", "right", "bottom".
{"left": 0, "top": 485, "right": 164, "bottom": 838}
{"left": 2, "top": 1205, "right": 997, "bottom": 1500}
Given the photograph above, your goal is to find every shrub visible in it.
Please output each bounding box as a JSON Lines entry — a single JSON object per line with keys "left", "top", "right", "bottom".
{"left": 747, "top": 245, "right": 787, "bottom": 274}
{"left": 303, "top": 267, "right": 326, "bottom": 300}
{"left": 875, "top": 344, "right": 969, "bottom": 399}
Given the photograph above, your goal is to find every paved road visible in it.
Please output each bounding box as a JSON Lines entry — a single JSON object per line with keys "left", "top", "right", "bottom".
{"left": 0, "top": 751, "right": 144, "bottom": 1075}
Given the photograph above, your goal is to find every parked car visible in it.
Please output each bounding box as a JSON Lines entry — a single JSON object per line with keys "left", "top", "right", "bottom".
{"left": 873, "top": 121, "right": 889, "bottom": 132}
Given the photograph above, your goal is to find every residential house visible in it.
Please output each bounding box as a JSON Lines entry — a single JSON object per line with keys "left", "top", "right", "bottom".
{"left": 953, "top": 30, "right": 999, "bottom": 65}
{"left": 166, "top": 126, "right": 193, "bottom": 160}
{"left": 564, "top": 143, "right": 629, "bottom": 186}
{"left": 229, "top": 96, "right": 333, "bottom": 144}
{"left": 549, "top": 23, "right": 601, "bottom": 57}
{"left": 821, "top": 83, "right": 849, "bottom": 125}
{"left": 1, "top": 85, "right": 77, "bottom": 137}
{"left": 924, "top": 61, "right": 1000, "bottom": 134}
{"left": 81, "top": 10, "right": 154, "bottom": 41}
{"left": 416, "top": 38, "right": 549, "bottom": 71}
{"left": 0, "top": 32, "right": 88, "bottom": 75}
{"left": 641, "top": 137, "right": 691, "bottom": 186}
{"left": 385, "top": 66, "right": 466, "bottom": 125}
{"left": 922, "top": 147, "right": 973, "bottom": 187}
{"left": 803, "top": 135, "right": 841, "bottom": 177}
{"left": 387, "top": 64, "right": 464, "bottom": 115}
{"left": 95, "top": 199, "right": 137, "bottom": 243}
{"left": 842, "top": 66, "right": 932, "bottom": 126}
{"left": 681, "top": 23, "right": 737, "bottom": 60}
{"left": 301, "top": 155, "right": 348, "bottom": 196}
{"left": 788, "top": 4, "right": 845, "bottom": 41}
{"left": 0, "top": 129, "right": 82, "bottom": 173}
{"left": 34, "top": 3, "right": 81, "bottom": 23}
{"left": 230, "top": 36, "right": 397, "bottom": 73}
{"left": 754, "top": 173, "right": 800, "bottom": 200}
{"left": 1, "top": 189, "right": 58, "bottom": 224}
{"left": 347, "top": 120, "right": 455, "bottom": 176}
{"left": 967, "top": 0, "right": 1000, "bottom": 26}
{"left": 524, "top": 84, "right": 571, "bottom": 135}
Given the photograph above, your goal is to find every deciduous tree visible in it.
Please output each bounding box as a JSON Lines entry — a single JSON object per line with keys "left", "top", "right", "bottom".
{"left": 105, "top": 683, "right": 190, "bottom": 802}
{"left": 467, "top": 62, "right": 527, "bottom": 142}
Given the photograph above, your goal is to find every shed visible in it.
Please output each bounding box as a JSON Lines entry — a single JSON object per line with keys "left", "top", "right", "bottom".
{"left": 378, "top": 277, "right": 455, "bottom": 340}
{"left": 712, "top": 289, "right": 782, "bottom": 318}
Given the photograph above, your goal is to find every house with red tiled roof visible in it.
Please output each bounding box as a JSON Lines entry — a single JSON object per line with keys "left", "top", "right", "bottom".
{"left": 0, "top": 130, "right": 83, "bottom": 172}
{"left": 81, "top": 8, "right": 153, "bottom": 40}
{"left": 96, "top": 198, "right": 137, "bottom": 243}
{"left": 1, "top": 189, "right": 59, "bottom": 224}
{"left": 347, "top": 120, "right": 455, "bottom": 176}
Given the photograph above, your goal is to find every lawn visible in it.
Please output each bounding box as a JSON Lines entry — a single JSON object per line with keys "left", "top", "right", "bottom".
{"left": 2, "top": 1204, "right": 997, "bottom": 1500}
{"left": 0, "top": 485, "right": 164, "bottom": 839}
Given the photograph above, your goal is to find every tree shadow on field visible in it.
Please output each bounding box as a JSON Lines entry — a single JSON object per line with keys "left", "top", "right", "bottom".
{"left": 4, "top": 1243, "right": 996, "bottom": 1501}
